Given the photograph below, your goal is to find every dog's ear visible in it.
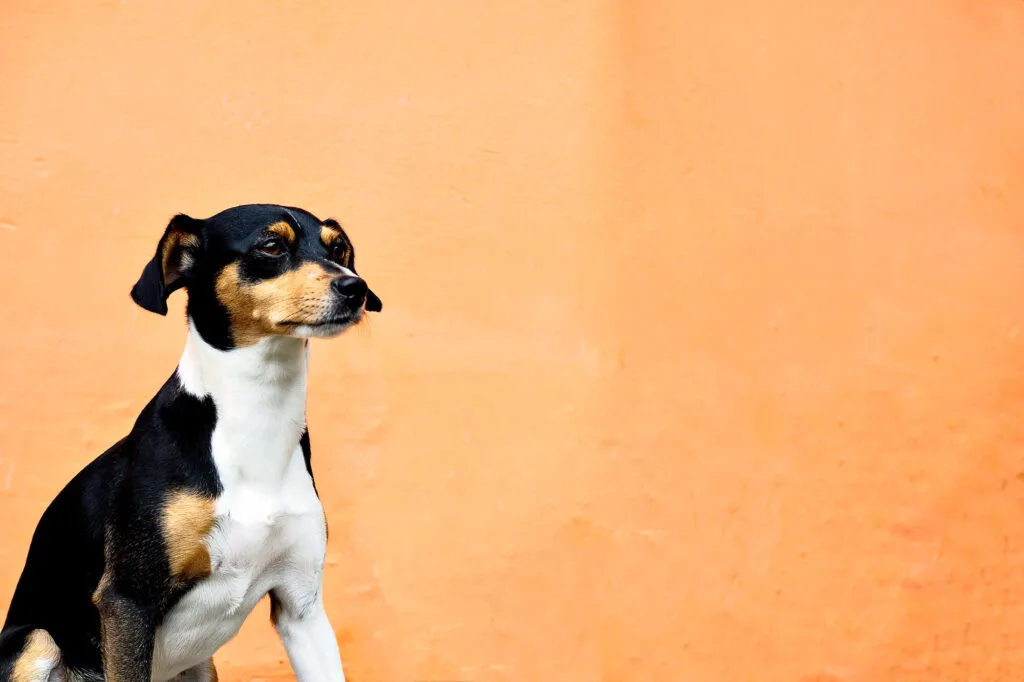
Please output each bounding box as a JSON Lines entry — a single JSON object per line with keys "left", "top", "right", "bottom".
{"left": 130, "top": 214, "right": 204, "bottom": 316}
{"left": 365, "top": 288, "right": 383, "bottom": 313}
{"left": 348, "top": 248, "right": 382, "bottom": 313}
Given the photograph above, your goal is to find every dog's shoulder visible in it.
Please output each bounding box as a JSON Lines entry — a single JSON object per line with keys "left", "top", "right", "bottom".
{"left": 96, "top": 371, "right": 223, "bottom": 603}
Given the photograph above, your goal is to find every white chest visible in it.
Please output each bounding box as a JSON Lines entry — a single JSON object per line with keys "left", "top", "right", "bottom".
{"left": 155, "top": 330, "right": 331, "bottom": 680}
{"left": 151, "top": 450, "right": 327, "bottom": 681}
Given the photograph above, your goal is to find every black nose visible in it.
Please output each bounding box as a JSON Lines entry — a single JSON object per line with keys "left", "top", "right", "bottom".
{"left": 332, "top": 276, "right": 368, "bottom": 301}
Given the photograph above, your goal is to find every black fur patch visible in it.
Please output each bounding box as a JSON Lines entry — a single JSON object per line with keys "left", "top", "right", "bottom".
{"left": 1, "top": 373, "right": 219, "bottom": 677}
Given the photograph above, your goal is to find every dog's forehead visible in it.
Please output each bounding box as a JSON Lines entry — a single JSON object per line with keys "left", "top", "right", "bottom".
{"left": 205, "top": 204, "right": 335, "bottom": 247}
{"left": 208, "top": 204, "right": 314, "bottom": 233}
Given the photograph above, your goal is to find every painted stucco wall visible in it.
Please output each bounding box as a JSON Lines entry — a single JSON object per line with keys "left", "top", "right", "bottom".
{"left": 2, "top": 1, "right": 1023, "bottom": 680}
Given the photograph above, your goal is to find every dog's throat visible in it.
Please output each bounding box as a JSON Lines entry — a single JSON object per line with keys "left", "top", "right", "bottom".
{"left": 177, "top": 319, "right": 310, "bottom": 483}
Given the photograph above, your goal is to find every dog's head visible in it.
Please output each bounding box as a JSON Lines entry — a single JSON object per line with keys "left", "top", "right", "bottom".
{"left": 131, "top": 204, "right": 382, "bottom": 349}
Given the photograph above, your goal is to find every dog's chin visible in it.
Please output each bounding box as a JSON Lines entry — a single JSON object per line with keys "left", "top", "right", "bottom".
{"left": 287, "top": 311, "right": 363, "bottom": 339}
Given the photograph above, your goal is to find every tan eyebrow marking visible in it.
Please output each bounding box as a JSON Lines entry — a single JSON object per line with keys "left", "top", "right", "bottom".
{"left": 320, "top": 223, "right": 351, "bottom": 262}
{"left": 267, "top": 221, "right": 296, "bottom": 244}
{"left": 320, "top": 224, "right": 340, "bottom": 246}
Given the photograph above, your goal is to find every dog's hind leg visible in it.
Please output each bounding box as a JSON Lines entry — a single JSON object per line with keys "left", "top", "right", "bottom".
{"left": 0, "top": 628, "right": 63, "bottom": 682}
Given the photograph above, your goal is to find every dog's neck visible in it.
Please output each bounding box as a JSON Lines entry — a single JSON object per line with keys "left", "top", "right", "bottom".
{"left": 176, "top": 320, "right": 309, "bottom": 486}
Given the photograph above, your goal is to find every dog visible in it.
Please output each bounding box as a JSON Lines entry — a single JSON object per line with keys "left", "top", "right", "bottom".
{"left": 0, "top": 204, "right": 382, "bottom": 681}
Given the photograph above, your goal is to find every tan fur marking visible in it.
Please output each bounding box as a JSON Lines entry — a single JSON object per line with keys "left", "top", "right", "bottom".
{"left": 12, "top": 629, "right": 61, "bottom": 682}
{"left": 91, "top": 569, "right": 110, "bottom": 606}
{"left": 319, "top": 224, "right": 340, "bottom": 246}
{"left": 267, "top": 220, "right": 296, "bottom": 244}
{"left": 215, "top": 261, "right": 336, "bottom": 347}
{"left": 320, "top": 224, "right": 351, "bottom": 262}
{"left": 161, "top": 231, "right": 201, "bottom": 286}
{"left": 163, "top": 490, "right": 216, "bottom": 580}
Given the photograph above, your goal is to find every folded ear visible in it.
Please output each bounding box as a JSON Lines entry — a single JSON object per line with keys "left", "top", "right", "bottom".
{"left": 365, "top": 288, "right": 383, "bottom": 313}
{"left": 130, "top": 214, "right": 204, "bottom": 316}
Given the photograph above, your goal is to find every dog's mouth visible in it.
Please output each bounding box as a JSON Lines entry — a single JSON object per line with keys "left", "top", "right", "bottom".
{"left": 279, "top": 309, "right": 363, "bottom": 328}
{"left": 307, "top": 317, "right": 355, "bottom": 328}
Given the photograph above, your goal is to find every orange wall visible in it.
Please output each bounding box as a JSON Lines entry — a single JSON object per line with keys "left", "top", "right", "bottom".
{"left": 2, "top": 1, "right": 1024, "bottom": 680}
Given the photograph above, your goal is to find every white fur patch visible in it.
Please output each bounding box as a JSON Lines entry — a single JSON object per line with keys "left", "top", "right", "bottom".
{"left": 152, "top": 325, "right": 332, "bottom": 681}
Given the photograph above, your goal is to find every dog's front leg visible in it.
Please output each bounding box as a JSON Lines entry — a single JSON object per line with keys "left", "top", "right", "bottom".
{"left": 269, "top": 588, "right": 346, "bottom": 682}
{"left": 94, "top": 585, "right": 157, "bottom": 682}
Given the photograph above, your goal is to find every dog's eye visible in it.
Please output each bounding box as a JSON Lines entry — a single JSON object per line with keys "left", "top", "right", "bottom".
{"left": 258, "top": 239, "right": 285, "bottom": 257}
{"left": 329, "top": 241, "right": 348, "bottom": 262}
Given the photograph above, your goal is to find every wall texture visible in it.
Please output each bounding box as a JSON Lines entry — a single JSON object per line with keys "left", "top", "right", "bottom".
{"left": 2, "top": 1, "right": 1024, "bottom": 680}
